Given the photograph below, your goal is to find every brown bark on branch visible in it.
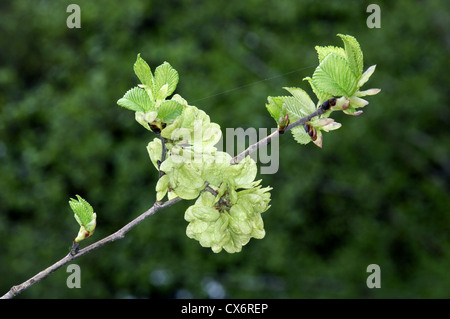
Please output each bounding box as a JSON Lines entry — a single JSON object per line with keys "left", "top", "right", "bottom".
{"left": 1, "top": 105, "right": 327, "bottom": 299}
{"left": 1, "top": 197, "right": 182, "bottom": 299}
{"left": 231, "top": 107, "right": 325, "bottom": 164}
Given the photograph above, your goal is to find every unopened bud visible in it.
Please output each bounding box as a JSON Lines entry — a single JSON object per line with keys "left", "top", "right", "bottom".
{"left": 278, "top": 114, "right": 289, "bottom": 134}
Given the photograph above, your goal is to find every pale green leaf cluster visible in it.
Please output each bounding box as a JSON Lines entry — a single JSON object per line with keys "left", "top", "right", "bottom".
{"left": 117, "top": 54, "right": 183, "bottom": 132}
{"left": 311, "top": 53, "right": 358, "bottom": 98}
{"left": 122, "top": 57, "right": 274, "bottom": 253}
{"left": 160, "top": 104, "right": 222, "bottom": 154}
{"left": 306, "top": 34, "right": 380, "bottom": 114}
{"left": 149, "top": 119, "right": 272, "bottom": 253}
{"left": 283, "top": 87, "right": 316, "bottom": 120}
{"left": 266, "top": 34, "right": 380, "bottom": 148}
{"left": 114, "top": 34, "right": 379, "bottom": 254}
{"left": 184, "top": 157, "right": 271, "bottom": 253}
{"left": 147, "top": 110, "right": 272, "bottom": 253}
{"left": 265, "top": 96, "right": 288, "bottom": 128}
{"left": 69, "top": 195, "right": 97, "bottom": 243}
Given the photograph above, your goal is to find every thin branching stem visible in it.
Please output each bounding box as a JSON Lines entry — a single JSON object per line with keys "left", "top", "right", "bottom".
{"left": 2, "top": 106, "right": 326, "bottom": 299}
{"left": 1, "top": 197, "right": 182, "bottom": 299}
{"left": 231, "top": 107, "right": 325, "bottom": 164}
{"left": 157, "top": 133, "right": 167, "bottom": 179}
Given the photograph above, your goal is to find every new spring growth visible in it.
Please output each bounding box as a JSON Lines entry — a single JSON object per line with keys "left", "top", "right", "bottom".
{"left": 69, "top": 195, "right": 97, "bottom": 243}
{"left": 118, "top": 53, "right": 273, "bottom": 253}
{"left": 266, "top": 34, "right": 380, "bottom": 148}
{"left": 116, "top": 34, "right": 380, "bottom": 253}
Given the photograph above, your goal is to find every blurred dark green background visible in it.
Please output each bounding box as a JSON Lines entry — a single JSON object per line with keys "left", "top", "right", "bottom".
{"left": 0, "top": 0, "right": 449, "bottom": 298}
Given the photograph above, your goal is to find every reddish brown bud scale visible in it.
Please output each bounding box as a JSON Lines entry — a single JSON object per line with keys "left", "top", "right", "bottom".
{"left": 320, "top": 97, "right": 337, "bottom": 111}
{"left": 278, "top": 114, "right": 290, "bottom": 134}
{"left": 149, "top": 124, "right": 161, "bottom": 134}
{"left": 303, "top": 123, "right": 318, "bottom": 141}
{"left": 149, "top": 122, "right": 167, "bottom": 134}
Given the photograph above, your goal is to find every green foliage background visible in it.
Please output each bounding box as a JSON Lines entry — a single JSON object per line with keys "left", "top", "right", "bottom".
{"left": 0, "top": 0, "right": 448, "bottom": 298}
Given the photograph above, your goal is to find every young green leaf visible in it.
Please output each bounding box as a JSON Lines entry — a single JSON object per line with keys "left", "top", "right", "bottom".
{"left": 337, "top": 34, "right": 364, "bottom": 78}
{"left": 157, "top": 100, "right": 183, "bottom": 122}
{"left": 312, "top": 53, "right": 358, "bottom": 97}
{"left": 283, "top": 87, "right": 316, "bottom": 118}
{"left": 265, "top": 96, "right": 287, "bottom": 125}
{"left": 69, "top": 195, "right": 95, "bottom": 227}
{"left": 291, "top": 126, "right": 312, "bottom": 145}
{"left": 153, "top": 62, "right": 179, "bottom": 100}
{"left": 134, "top": 54, "right": 154, "bottom": 87}
{"left": 69, "top": 195, "right": 97, "bottom": 243}
{"left": 303, "top": 76, "right": 333, "bottom": 104}
{"left": 117, "top": 87, "right": 155, "bottom": 112}
{"left": 315, "top": 45, "right": 346, "bottom": 64}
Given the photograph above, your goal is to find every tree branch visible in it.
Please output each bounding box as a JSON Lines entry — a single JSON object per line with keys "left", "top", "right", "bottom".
{"left": 2, "top": 102, "right": 328, "bottom": 299}
{"left": 231, "top": 106, "right": 325, "bottom": 164}
{"left": 203, "top": 183, "right": 218, "bottom": 196}
{"left": 157, "top": 134, "right": 167, "bottom": 179}
{"left": 1, "top": 196, "right": 182, "bottom": 299}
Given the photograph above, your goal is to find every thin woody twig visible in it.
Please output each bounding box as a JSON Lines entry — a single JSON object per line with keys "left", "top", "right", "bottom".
{"left": 203, "top": 183, "right": 218, "bottom": 197}
{"left": 2, "top": 104, "right": 328, "bottom": 299}
{"left": 1, "top": 197, "right": 182, "bottom": 299}
{"left": 70, "top": 241, "right": 80, "bottom": 256}
{"left": 231, "top": 107, "right": 325, "bottom": 164}
{"left": 157, "top": 134, "right": 167, "bottom": 179}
